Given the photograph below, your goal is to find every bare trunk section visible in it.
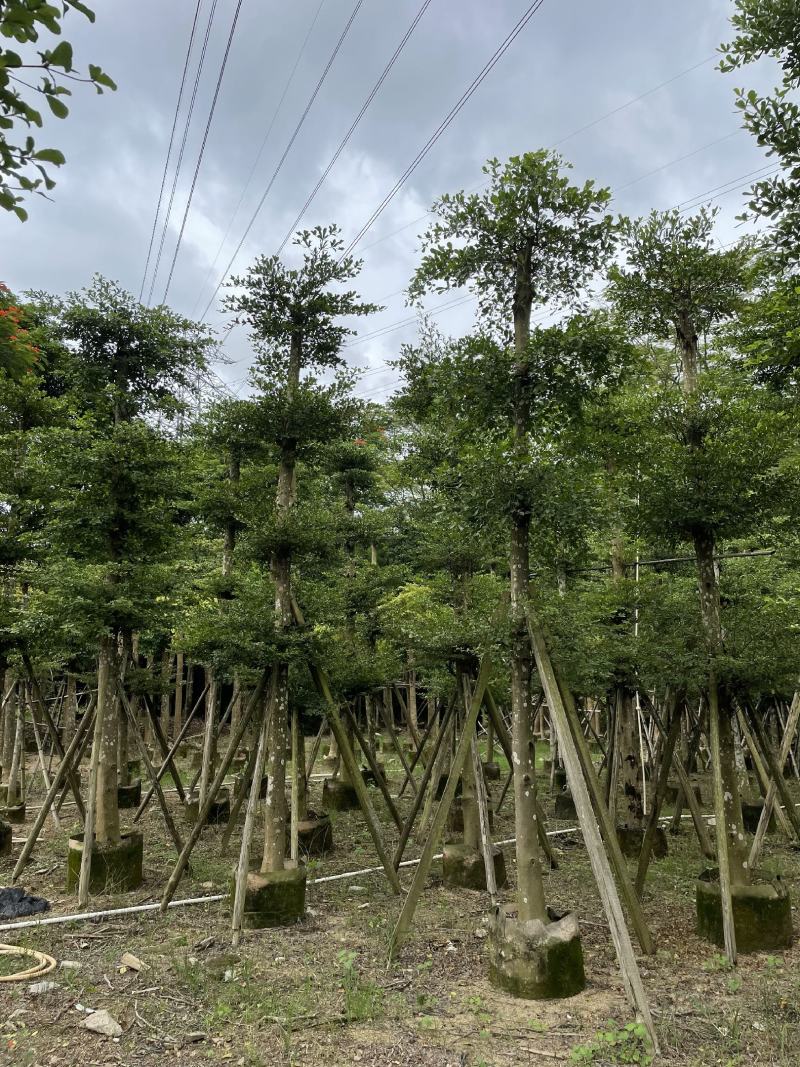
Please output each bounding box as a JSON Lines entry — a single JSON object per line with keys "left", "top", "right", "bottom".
{"left": 94, "top": 636, "right": 121, "bottom": 848}
{"left": 63, "top": 674, "right": 78, "bottom": 748}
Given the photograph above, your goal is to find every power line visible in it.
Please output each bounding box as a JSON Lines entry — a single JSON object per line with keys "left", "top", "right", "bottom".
{"left": 198, "top": 0, "right": 367, "bottom": 323}
{"left": 139, "top": 0, "right": 205, "bottom": 303}
{"left": 356, "top": 53, "right": 720, "bottom": 257}
{"left": 146, "top": 0, "right": 221, "bottom": 305}
{"left": 189, "top": 0, "right": 328, "bottom": 319}
{"left": 341, "top": 0, "right": 550, "bottom": 259}
{"left": 274, "top": 0, "right": 435, "bottom": 256}
{"left": 162, "top": 0, "right": 246, "bottom": 304}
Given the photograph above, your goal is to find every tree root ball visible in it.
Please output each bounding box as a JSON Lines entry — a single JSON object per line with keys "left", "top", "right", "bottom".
{"left": 66, "top": 831, "right": 144, "bottom": 894}
{"left": 665, "top": 782, "right": 703, "bottom": 806}
{"left": 361, "top": 763, "right": 386, "bottom": 787}
{"left": 2, "top": 802, "right": 26, "bottom": 825}
{"left": 442, "top": 842, "right": 507, "bottom": 891}
{"left": 184, "top": 788, "right": 231, "bottom": 826}
{"left": 0, "top": 818, "right": 11, "bottom": 857}
{"left": 297, "top": 812, "right": 333, "bottom": 857}
{"left": 117, "top": 779, "right": 142, "bottom": 809}
{"left": 696, "top": 867, "right": 793, "bottom": 953}
{"left": 616, "top": 824, "right": 668, "bottom": 860}
{"left": 482, "top": 761, "right": 501, "bottom": 782}
{"left": 234, "top": 863, "right": 306, "bottom": 929}
{"left": 552, "top": 768, "right": 568, "bottom": 793}
{"left": 741, "top": 799, "right": 777, "bottom": 835}
{"left": 322, "top": 778, "right": 359, "bottom": 812}
{"left": 488, "top": 905, "right": 586, "bottom": 999}
{"left": 554, "top": 790, "right": 577, "bottom": 819}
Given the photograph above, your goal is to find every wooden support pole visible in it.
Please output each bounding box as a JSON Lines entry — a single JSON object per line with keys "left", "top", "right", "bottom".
{"left": 471, "top": 733, "right": 497, "bottom": 903}
{"left": 290, "top": 707, "right": 301, "bottom": 863}
{"left": 393, "top": 697, "right": 457, "bottom": 870}
{"left": 23, "top": 655, "right": 85, "bottom": 820}
{"left": 117, "top": 683, "right": 185, "bottom": 855}
{"left": 134, "top": 685, "right": 206, "bottom": 822}
{"left": 750, "top": 691, "right": 800, "bottom": 868}
{"left": 396, "top": 702, "right": 441, "bottom": 798}
{"left": 527, "top": 615, "right": 654, "bottom": 957}
{"left": 291, "top": 596, "right": 401, "bottom": 893}
{"left": 345, "top": 704, "right": 402, "bottom": 830}
{"left": 378, "top": 695, "right": 418, "bottom": 797}
{"left": 388, "top": 655, "right": 492, "bottom": 959}
{"left": 635, "top": 695, "right": 681, "bottom": 897}
{"left": 231, "top": 693, "right": 272, "bottom": 946}
{"left": 708, "top": 682, "right": 736, "bottom": 965}
{"left": 742, "top": 702, "right": 800, "bottom": 844}
{"left": 526, "top": 613, "right": 658, "bottom": 1050}
{"left": 147, "top": 698, "right": 187, "bottom": 802}
{"left": 161, "top": 671, "right": 270, "bottom": 911}
{"left": 12, "top": 704, "right": 95, "bottom": 882}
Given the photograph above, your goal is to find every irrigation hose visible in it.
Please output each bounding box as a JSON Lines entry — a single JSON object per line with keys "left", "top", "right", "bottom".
{"left": 0, "top": 943, "right": 57, "bottom": 982}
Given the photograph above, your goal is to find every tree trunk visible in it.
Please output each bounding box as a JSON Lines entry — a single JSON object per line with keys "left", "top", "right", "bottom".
{"left": 63, "top": 674, "right": 78, "bottom": 748}
{"left": 261, "top": 664, "right": 287, "bottom": 872}
{"left": 95, "top": 636, "right": 121, "bottom": 848}
{"left": 173, "top": 652, "right": 184, "bottom": 742}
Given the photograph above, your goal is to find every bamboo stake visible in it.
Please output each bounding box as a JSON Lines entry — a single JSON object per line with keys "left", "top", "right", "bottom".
{"left": 396, "top": 701, "right": 441, "bottom": 798}
{"left": 378, "top": 694, "right": 418, "bottom": 797}
{"left": 345, "top": 704, "right": 402, "bottom": 830}
{"left": 388, "top": 656, "right": 492, "bottom": 959}
{"left": 27, "top": 688, "right": 60, "bottom": 831}
{"left": 526, "top": 614, "right": 658, "bottom": 1050}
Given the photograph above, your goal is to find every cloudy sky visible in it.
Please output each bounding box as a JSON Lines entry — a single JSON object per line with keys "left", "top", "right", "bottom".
{"left": 2, "top": 0, "right": 778, "bottom": 402}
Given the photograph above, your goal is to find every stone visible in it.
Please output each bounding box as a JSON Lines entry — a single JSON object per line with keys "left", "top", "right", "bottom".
{"left": 117, "top": 779, "right": 142, "bottom": 809}
{"left": 742, "top": 799, "right": 777, "bottom": 835}
{"left": 696, "top": 868, "right": 793, "bottom": 953}
{"left": 321, "top": 777, "right": 359, "bottom": 812}
{"left": 232, "top": 863, "right": 306, "bottom": 929}
{"left": 60, "top": 960, "right": 82, "bottom": 972}
{"left": 66, "top": 831, "right": 144, "bottom": 894}
{"left": 0, "top": 818, "right": 11, "bottom": 856}
{"left": 82, "top": 1009, "right": 123, "bottom": 1037}
{"left": 442, "top": 842, "right": 507, "bottom": 891}
{"left": 120, "top": 952, "right": 145, "bottom": 972}
{"left": 616, "top": 824, "right": 668, "bottom": 860}
{"left": 488, "top": 905, "right": 586, "bottom": 1000}
{"left": 297, "top": 813, "right": 333, "bottom": 856}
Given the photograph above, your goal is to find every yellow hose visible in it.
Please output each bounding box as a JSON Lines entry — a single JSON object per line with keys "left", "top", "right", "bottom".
{"left": 0, "top": 943, "right": 57, "bottom": 983}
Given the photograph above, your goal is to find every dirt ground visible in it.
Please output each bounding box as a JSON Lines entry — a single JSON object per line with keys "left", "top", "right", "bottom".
{"left": 1, "top": 740, "right": 799, "bottom": 1067}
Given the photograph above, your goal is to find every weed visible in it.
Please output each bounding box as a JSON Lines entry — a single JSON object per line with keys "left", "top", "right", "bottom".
{"left": 570, "top": 1020, "right": 654, "bottom": 1065}
{"left": 337, "top": 949, "right": 384, "bottom": 1023}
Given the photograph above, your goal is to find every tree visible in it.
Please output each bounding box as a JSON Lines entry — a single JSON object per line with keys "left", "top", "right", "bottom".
{"left": 224, "top": 225, "right": 378, "bottom": 875}
{"left": 32, "top": 277, "right": 211, "bottom": 876}
{"left": 608, "top": 207, "right": 778, "bottom": 891}
{"left": 720, "top": 0, "right": 800, "bottom": 260}
{"left": 0, "top": 0, "right": 116, "bottom": 219}
{"left": 409, "top": 150, "right": 617, "bottom": 926}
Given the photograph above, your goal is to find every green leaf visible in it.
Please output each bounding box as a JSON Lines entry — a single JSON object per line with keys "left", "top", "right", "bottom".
{"left": 12, "top": 204, "right": 28, "bottom": 221}
{"left": 47, "top": 41, "right": 74, "bottom": 70}
{"left": 33, "top": 147, "right": 66, "bottom": 165}
{"left": 88, "top": 64, "right": 117, "bottom": 90}
{"left": 45, "top": 95, "right": 69, "bottom": 119}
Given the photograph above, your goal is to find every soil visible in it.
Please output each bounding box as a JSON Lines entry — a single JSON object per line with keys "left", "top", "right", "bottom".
{"left": 1, "top": 739, "right": 799, "bottom": 1066}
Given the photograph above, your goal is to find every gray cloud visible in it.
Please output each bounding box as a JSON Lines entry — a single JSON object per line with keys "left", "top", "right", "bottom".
{"left": 1, "top": 0, "right": 778, "bottom": 402}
